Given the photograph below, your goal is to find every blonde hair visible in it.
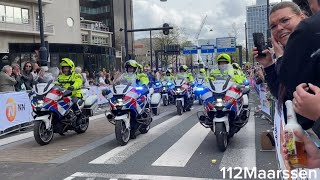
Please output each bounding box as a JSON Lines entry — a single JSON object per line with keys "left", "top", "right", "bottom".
{"left": 75, "top": 67, "right": 82, "bottom": 74}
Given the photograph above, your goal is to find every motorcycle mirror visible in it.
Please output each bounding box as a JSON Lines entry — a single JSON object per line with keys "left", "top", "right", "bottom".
{"left": 236, "top": 85, "right": 245, "bottom": 89}
{"left": 242, "top": 88, "right": 250, "bottom": 95}
{"left": 149, "top": 88, "right": 154, "bottom": 94}
{"left": 63, "top": 90, "right": 72, "bottom": 97}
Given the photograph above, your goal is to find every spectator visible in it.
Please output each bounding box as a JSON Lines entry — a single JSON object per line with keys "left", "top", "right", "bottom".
{"left": 0, "top": 65, "right": 16, "bottom": 92}
{"left": 31, "top": 63, "right": 39, "bottom": 81}
{"left": 75, "top": 67, "right": 88, "bottom": 87}
{"left": 253, "top": 1, "right": 315, "bottom": 130}
{"left": 98, "top": 71, "right": 106, "bottom": 86}
{"left": 11, "top": 64, "right": 25, "bottom": 91}
{"left": 293, "top": 83, "right": 320, "bottom": 121}
{"left": 22, "top": 62, "right": 34, "bottom": 90}
{"left": 105, "top": 73, "right": 111, "bottom": 85}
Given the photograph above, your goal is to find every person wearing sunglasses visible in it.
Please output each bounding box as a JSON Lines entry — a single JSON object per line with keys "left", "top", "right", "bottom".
{"left": 22, "top": 62, "right": 34, "bottom": 90}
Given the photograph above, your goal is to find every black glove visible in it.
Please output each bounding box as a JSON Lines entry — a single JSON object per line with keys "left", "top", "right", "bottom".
{"left": 67, "top": 86, "right": 74, "bottom": 91}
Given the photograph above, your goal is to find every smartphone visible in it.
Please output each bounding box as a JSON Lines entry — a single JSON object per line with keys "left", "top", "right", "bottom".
{"left": 253, "top": 32, "right": 266, "bottom": 57}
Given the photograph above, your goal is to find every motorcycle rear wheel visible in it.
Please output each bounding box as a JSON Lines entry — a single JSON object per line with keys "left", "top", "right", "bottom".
{"left": 139, "top": 124, "right": 150, "bottom": 134}
{"left": 75, "top": 115, "right": 89, "bottom": 134}
{"left": 199, "top": 99, "right": 203, "bottom": 105}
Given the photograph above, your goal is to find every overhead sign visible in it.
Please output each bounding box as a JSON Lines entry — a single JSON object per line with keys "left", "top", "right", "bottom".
{"left": 201, "top": 45, "right": 215, "bottom": 54}
{"left": 216, "top": 37, "right": 236, "bottom": 52}
{"left": 183, "top": 46, "right": 198, "bottom": 54}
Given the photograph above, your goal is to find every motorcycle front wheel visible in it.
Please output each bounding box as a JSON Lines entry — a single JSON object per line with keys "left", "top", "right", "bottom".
{"left": 215, "top": 122, "right": 228, "bottom": 152}
{"left": 163, "top": 95, "right": 168, "bottom": 106}
{"left": 115, "top": 120, "right": 130, "bottom": 146}
{"left": 34, "top": 120, "right": 54, "bottom": 146}
{"left": 177, "top": 100, "right": 183, "bottom": 115}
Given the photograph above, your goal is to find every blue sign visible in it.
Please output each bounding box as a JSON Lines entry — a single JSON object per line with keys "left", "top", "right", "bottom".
{"left": 183, "top": 46, "right": 198, "bottom": 54}
{"left": 216, "top": 37, "right": 236, "bottom": 52}
{"left": 201, "top": 45, "right": 215, "bottom": 54}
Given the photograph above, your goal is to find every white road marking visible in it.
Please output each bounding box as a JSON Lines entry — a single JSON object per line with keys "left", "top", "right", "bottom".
{"left": 89, "top": 109, "right": 199, "bottom": 164}
{"left": 0, "top": 107, "right": 175, "bottom": 148}
{"left": 64, "top": 172, "right": 216, "bottom": 180}
{"left": 152, "top": 123, "right": 210, "bottom": 167}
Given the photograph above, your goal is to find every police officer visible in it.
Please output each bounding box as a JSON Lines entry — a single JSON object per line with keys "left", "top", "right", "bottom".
{"left": 56, "top": 58, "right": 83, "bottom": 120}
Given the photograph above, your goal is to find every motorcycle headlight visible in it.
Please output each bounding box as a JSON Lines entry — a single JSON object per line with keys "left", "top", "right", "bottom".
{"left": 215, "top": 98, "right": 225, "bottom": 107}
{"left": 115, "top": 99, "right": 124, "bottom": 106}
{"left": 136, "top": 87, "right": 143, "bottom": 90}
{"left": 176, "top": 88, "right": 183, "bottom": 93}
{"left": 167, "top": 83, "right": 172, "bottom": 86}
{"left": 36, "top": 100, "right": 44, "bottom": 108}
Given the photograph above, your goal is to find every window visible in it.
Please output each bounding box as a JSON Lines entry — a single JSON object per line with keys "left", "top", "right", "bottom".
{"left": 82, "top": 35, "right": 88, "bottom": 43}
{"left": 0, "top": 5, "right": 4, "bottom": 21}
{"left": 22, "top": 9, "right": 29, "bottom": 23}
{"left": 0, "top": 5, "right": 29, "bottom": 24}
{"left": 13, "top": 7, "right": 22, "bottom": 23}
{"left": 5, "top": 6, "right": 13, "bottom": 22}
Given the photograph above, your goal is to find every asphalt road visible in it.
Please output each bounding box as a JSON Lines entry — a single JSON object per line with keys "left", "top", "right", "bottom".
{"left": 0, "top": 92, "right": 278, "bottom": 180}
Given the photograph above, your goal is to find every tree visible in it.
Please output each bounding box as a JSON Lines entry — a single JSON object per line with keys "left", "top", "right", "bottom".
{"left": 152, "top": 26, "right": 191, "bottom": 68}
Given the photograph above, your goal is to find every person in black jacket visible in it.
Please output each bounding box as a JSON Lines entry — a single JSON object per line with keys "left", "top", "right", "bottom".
{"left": 253, "top": 1, "right": 317, "bottom": 130}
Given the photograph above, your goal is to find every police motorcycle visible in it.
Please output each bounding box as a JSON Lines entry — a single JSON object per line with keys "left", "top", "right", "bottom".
{"left": 193, "top": 75, "right": 206, "bottom": 105}
{"left": 30, "top": 69, "right": 98, "bottom": 145}
{"left": 196, "top": 75, "right": 250, "bottom": 151}
{"left": 103, "top": 75, "right": 154, "bottom": 146}
{"left": 173, "top": 76, "right": 193, "bottom": 115}
{"left": 150, "top": 81, "right": 162, "bottom": 115}
{"left": 160, "top": 79, "right": 175, "bottom": 106}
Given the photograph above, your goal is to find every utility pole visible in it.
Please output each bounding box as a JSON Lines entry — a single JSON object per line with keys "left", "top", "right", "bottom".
{"left": 245, "top": 22, "right": 249, "bottom": 64}
{"left": 266, "top": 0, "right": 271, "bottom": 39}
{"left": 123, "top": 0, "right": 129, "bottom": 61}
{"left": 150, "top": 30, "right": 153, "bottom": 70}
{"left": 38, "top": 0, "right": 47, "bottom": 67}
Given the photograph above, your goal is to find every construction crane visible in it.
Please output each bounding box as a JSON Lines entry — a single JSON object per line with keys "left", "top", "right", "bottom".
{"left": 195, "top": 15, "right": 207, "bottom": 41}
{"left": 194, "top": 15, "right": 208, "bottom": 65}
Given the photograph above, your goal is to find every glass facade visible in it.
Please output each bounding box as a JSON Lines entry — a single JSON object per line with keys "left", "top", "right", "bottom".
{"left": 80, "top": 0, "right": 134, "bottom": 55}
{"left": 0, "top": 4, "right": 29, "bottom": 23}
{"left": 246, "top": 3, "right": 275, "bottom": 50}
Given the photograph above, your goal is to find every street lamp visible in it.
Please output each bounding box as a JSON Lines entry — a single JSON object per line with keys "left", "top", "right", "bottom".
{"left": 123, "top": 0, "right": 168, "bottom": 62}
{"left": 38, "top": 0, "right": 47, "bottom": 67}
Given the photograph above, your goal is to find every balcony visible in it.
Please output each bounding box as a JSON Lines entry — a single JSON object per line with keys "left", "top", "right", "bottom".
{"left": 16, "top": 0, "right": 53, "bottom": 4}
{"left": 80, "top": 22, "right": 109, "bottom": 33}
{"left": 0, "top": 19, "right": 54, "bottom": 36}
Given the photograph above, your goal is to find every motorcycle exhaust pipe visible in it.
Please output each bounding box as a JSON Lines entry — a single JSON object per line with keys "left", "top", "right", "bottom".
{"left": 240, "top": 109, "right": 249, "bottom": 120}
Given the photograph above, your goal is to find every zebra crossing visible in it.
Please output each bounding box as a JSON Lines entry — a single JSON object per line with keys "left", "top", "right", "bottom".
{"left": 63, "top": 106, "right": 256, "bottom": 180}
{"left": 64, "top": 172, "right": 220, "bottom": 180}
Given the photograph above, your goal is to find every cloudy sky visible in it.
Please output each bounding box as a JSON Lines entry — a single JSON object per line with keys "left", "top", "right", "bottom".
{"left": 133, "top": 0, "right": 282, "bottom": 46}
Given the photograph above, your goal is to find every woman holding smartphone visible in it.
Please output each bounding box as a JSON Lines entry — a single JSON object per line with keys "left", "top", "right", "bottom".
{"left": 252, "top": 1, "right": 316, "bottom": 130}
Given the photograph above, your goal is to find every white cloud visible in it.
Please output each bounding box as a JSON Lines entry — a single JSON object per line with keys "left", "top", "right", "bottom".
{"left": 133, "top": 0, "right": 282, "bottom": 46}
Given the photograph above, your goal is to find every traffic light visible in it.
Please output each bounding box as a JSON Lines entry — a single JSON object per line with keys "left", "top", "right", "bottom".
{"left": 163, "top": 23, "right": 169, "bottom": 35}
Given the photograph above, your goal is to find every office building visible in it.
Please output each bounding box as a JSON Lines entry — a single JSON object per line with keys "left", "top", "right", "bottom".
{"left": 80, "top": 0, "right": 134, "bottom": 68}
{"left": 246, "top": 1, "right": 275, "bottom": 50}
{"left": 0, "top": 0, "right": 115, "bottom": 72}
